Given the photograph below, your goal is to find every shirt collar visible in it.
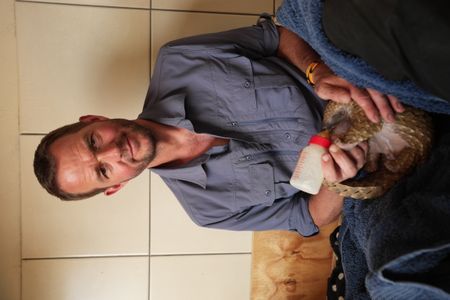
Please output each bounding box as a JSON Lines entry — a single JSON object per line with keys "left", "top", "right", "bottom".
{"left": 139, "top": 91, "right": 231, "bottom": 187}
{"left": 150, "top": 144, "right": 229, "bottom": 188}
{"left": 149, "top": 116, "right": 207, "bottom": 188}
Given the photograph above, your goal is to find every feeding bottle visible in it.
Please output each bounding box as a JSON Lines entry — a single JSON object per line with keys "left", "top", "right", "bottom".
{"left": 290, "top": 130, "right": 331, "bottom": 194}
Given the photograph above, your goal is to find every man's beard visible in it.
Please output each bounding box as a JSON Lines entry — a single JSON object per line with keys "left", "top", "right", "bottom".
{"left": 111, "top": 119, "right": 156, "bottom": 173}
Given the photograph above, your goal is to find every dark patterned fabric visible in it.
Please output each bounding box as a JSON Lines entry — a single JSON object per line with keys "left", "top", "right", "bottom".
{"left": 328, "top": 225, "right": 345, "bottom": 300}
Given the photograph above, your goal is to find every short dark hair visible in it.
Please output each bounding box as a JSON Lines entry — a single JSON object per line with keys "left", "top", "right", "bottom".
{"left": 33, "top": 121, "right": 105, "bottom": 200}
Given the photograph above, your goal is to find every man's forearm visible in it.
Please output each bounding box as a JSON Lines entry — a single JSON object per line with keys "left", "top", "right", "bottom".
{"left": 276, "top": 24, "right": 405, "bottom": 124}
{"left": 308, "top": 186, "right": 343, "bottom": 227}
{"left": 276, "top": 26, "right": 321, "bottom": 72}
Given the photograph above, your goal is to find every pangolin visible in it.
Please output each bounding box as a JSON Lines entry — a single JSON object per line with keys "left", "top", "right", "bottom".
{"left": 322, "top": 101, "right": 433, "bottom": 199}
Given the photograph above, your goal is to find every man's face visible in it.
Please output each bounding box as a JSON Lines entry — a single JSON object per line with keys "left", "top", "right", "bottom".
{"left": 50, "top": 118, "right": 155, "bottom": 196}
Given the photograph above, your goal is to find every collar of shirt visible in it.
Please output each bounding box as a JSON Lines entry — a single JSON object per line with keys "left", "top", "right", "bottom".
{"left": 149, "top": 116, "right": 229, "bottom": 188}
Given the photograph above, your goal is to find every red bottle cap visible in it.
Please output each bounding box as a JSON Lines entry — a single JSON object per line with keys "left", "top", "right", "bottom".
{"left": 308, "top": 131, "right": 331, "bottom": 148}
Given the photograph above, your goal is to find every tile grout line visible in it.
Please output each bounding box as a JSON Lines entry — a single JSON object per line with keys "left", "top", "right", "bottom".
{"left": 22, "top": 251, "right": 251, "bottom": 261}
{"left": 151, "top": 8, "right": 264, "bottom": 17}
{"left": 16, "top": 0, "right": 150, "bottom": 10}
{"left": 14, "top": 1, "right": 25, "bottom": 299}
{"left": 22, "top": 254, "right": 150, "bottom": 261}
{"left": 16, "top": 1, "right": 270, "bottom": 17}
{"left": 20, "top": 132, "right": 46, "bottom": 136}
{"left": 150, "top": 252, "right": 252, "bottom": 258}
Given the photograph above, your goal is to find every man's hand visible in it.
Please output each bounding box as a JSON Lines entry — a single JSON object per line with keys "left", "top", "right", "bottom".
{"left": 321, "top": 142, "right": 369, "bottom": 183}
{"left": 277, "top": 25, "right": 405, "bottom": 123}
{"left": 313, "top": 63, "right": 405, "bottom": 123}
{"left": 308, "top": 141, "right": 368, "bottom": 227}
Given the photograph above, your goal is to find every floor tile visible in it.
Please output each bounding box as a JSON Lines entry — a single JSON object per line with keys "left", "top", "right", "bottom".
{"left": 0, "top": 1, "right": 21, "bottom": 299}
{"left": 275, "top": 0, "right": 284, "bottom": 12}
{"left": 151, "top": 10, "right": 259, "bottom": 71}
{"left": 22, "top": 0, "right": 150, "bottom": 9}
{"left": 16, "top": 2, "right": 150, "bottom": 134}
{"left": 150, "top": 173, "right": 252, "bottom": 255}
{"left": 152, "top": 0, "right": 272, "bottom": 14}
{"left": 150, "top": 254, "right": 251, "bottom": 300}
{"left": 22, "top": 256, "right": 149, "bottom": 300}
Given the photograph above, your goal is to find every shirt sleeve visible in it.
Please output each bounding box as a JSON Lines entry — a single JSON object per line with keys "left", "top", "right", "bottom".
{"left": 202, "top": 194, "right": 319, "bottom": 237}
{"left": 168, "top": 177, "right": 319, "bottom": 237}
{"left": 162, "top": 13, "right": 279, "bottom": 58}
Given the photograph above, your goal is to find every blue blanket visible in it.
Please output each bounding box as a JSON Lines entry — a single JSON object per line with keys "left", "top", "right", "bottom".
{"left": 276, "top": 0, "right": 450, "bottom": 114}
{"left": 276, "top": 1, "right": 450, "bottom": 298}
{"left": 339, "top": 121, "right": 450, "bottom": 299}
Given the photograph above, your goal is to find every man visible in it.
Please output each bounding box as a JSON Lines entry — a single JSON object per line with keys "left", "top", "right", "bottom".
{"left": 34, "top": 15, "right": 402, "bottom": 237}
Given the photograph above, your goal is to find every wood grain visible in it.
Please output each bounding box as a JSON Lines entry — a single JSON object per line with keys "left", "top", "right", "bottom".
{"left": 251, "top": 221, "right": 339, "bottom": 300}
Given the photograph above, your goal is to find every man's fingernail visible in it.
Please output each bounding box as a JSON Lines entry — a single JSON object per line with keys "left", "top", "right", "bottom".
{"left": 387, "top": 114, "right": 395, "bottom": 123}
{"left": 322, "top": 154, "right": 330, "bottom": 162}
{"left": 372, "top": 115, "right": 380, "bottom": 123}
{"left": 329, "top": 145, "right": 338, "bottom": 153}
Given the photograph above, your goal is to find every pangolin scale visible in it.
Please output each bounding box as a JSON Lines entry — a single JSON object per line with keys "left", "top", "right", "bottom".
{"left": 322, "top": 101, "right": 433, "bottom": 199}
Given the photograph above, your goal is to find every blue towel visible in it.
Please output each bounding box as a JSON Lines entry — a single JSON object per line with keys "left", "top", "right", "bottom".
{"left": 276, "top": 0, "right": 450, "bottom": 114}
{"left": 339, "top": 122, "right": 450, "bottom": 298}
{"left": 276, "top": 1, "right": 450, "bottom": 298}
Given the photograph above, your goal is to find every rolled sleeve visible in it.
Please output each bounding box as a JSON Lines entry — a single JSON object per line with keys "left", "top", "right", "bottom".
{"left": 292, "top": 194, "right": 319, "bottom": 236}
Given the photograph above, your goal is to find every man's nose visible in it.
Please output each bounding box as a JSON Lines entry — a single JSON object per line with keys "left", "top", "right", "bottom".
{"left": 96, "top": 143, "right": 121, "bottom": 162}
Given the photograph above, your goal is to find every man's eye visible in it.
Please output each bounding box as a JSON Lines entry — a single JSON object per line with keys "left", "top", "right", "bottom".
{"left": 99, "top": 166, "right": 109, "bottom": 179}
{"left": 90, "top": 134, "right": 98, "bottom": 150}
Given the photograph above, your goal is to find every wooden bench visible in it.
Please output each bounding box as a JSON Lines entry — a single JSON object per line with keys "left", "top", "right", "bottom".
{"left": 251, "top": 220, "right": 339, "bottom": 299}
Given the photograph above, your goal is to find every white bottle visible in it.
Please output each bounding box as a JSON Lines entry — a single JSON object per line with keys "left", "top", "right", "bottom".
{"left": 290, "top": 130, "right": 331, "bottom": 194}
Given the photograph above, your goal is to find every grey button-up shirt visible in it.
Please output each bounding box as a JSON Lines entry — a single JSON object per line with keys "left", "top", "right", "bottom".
{"left": 139, "top": 15, "right": 326, "bottom": 236}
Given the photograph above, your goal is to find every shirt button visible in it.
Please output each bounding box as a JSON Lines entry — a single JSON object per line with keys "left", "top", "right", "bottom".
{"left": 284, "top": 133, "right": 292, "bottom": 140}
{"left": 245, "top": 155, "right": 252, "bottom": 160}
{"left": 230, "top": 121, "right": 238, "bottom": 127}
{"left": 265, "top": 190, "right": 272, "bottom": 196}
{"left": 243, "top": 80, "right": 251, "bottom": 88}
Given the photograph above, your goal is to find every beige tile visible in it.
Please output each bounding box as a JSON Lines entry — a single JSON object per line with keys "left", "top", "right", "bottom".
{"left": 25, "top": 0, "right": 150, "bottom": 9}
{"left": 152, "top": 0, "right": 272, "bottom": 14}
{"left": 151, "top": 10, "right": 259, "bottom": 71}
{"left": 0, "top": 1, "right": 21, "bottom": 299}
{"left": 21, "top": 135, "right": 150, "bottom": 258}
{"left": 275, "top": 0, "right": 284, "bottom": 11}
{"left": 22, "top": 257, "right": 149, "bottom": 300}
{"left": 150, "top": 173, "right": 252, "bottom": 255}
{"left": 16, "top": 2, "right": 150, "bottom": 134}
{"left": 150, "top": 254, "right": 251, "bottom": 300}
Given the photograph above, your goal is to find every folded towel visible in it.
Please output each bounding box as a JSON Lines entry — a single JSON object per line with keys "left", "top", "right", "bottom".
{"left": 276, "top": 0, "right": 450, "bottom": 114}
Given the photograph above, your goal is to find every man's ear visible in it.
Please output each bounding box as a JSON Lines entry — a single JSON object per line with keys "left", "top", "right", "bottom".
{"left": 104, "top": 181, "right": 128, "bottom": 196}
{"left": 79, "top": 115, "right": 109, "bottom": 123}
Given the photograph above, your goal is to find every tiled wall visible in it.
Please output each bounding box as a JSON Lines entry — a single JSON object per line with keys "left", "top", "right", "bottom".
{"left": 0, "top": 1, "right": 21, "bottom": 300}
{"left": 14, "top": 1, "right": 283, "bottom": 299}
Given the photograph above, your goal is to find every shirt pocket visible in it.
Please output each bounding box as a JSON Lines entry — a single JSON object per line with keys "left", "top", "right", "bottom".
{"left": 253, "top": 75, "right": 306, "bottom": 111}
{"left": 220, "top": 56, "right": 257, "bottom": 116}
{"left": 248, "top": 163, "right": 275, "bottom": 207}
